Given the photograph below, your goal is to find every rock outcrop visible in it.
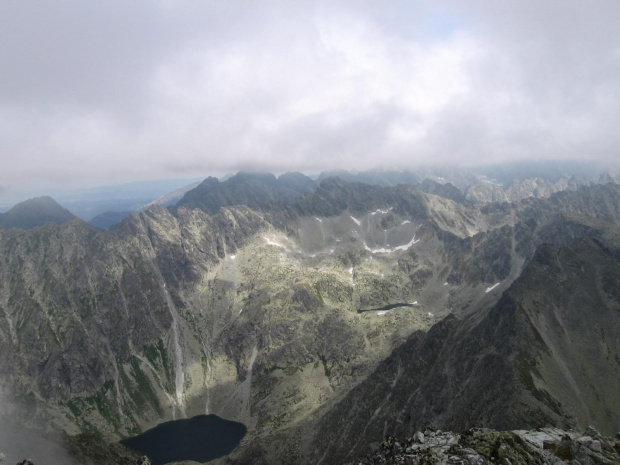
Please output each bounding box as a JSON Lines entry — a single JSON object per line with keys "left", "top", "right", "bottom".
{"left": 354, "top": 427, "right": 620, "bottom": 464}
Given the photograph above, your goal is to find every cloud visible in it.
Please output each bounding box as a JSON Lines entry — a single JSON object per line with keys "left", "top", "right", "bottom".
{"left": 1, "top": 1, "right": 620, "bottom": 192}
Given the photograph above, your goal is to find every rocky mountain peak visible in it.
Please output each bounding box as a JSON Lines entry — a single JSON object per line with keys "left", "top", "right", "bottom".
{"left": 0, "top": 196, "right": 76, "bottom": 230}
{"left": 175, "top": 171, "right": 316, "bottom": 215}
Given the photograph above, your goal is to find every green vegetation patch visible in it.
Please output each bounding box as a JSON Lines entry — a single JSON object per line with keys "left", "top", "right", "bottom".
{"left": 143, "top": 339, "right": 171, "bottom": 384}
{"left": 318, "top": 353, "right": 332, "bottom": 379}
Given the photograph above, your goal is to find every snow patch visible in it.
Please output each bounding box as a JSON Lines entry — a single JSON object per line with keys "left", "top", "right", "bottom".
{"left": 350, "top": 216, "right": 361, "bottom": 226}
{"left": 377, "top": 311, "right": 388, "bottom": 316}
{"left": 444, "top": 282, "right": 448, "bottom": 286}
{"left": 365, "top": 234, "right": 421, "bottom": 253}
{"left": 371, "top": 208, "right": 392, "bottom": 215}
{"left": 364, "top": 244, "right": 393, "bottom": 254}
{"left": 401, "top": 220, "right": 411, "bottom": 225}
{"left": 314, "top": 217, "right": 323, "bottom": 223}
{"left": 411, "top": 301, "right": 418, "bottom": 305}
{"left": 393, "top": 234, "right": 420, "bottom": 251}
{"left": 485, "top": 282, "right": 500, "bottom": 293}
{"left": 263, "top": 235, "right": 287, "bottom": 249}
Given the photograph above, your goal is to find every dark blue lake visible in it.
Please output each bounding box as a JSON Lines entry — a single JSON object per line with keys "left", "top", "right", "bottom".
{"left": 120, "top": 414, "right": 247, "bottom": 464}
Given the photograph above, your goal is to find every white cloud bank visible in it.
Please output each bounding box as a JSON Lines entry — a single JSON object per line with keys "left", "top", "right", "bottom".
{"left": 1, "top": 0, "right": 619, "bottom": 191}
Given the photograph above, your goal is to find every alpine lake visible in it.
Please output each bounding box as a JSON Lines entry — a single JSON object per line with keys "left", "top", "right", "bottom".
{"left": 120, "top": 415, "right": 247, "bottom": 464}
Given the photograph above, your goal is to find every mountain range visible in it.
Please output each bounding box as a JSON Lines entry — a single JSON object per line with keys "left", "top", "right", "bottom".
{"left": 0, "top": 165, "right": 619, "bottom": 464}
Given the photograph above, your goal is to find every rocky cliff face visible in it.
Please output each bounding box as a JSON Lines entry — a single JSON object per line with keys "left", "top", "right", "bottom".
{"left": 308, "top": 223, "right": 620, "bottom": 463}
{"left": 0, "top": 180, "right": 619, "bottom": 465}
{"left": 465, "top": 176, "right": 595, "bottom": 205}
{"left": 0, "top": 205, "right": 267, "bottom": 438}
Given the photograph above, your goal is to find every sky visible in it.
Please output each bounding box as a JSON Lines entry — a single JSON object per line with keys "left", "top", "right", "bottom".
{"left": 1, "top": 0, "right": 620, "bottom": 194}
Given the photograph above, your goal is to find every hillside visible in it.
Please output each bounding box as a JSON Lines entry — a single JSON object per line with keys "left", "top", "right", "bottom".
{"left": 0, "top": 196, "right": 75, "bottom": 230}
{"left": 308, "top": 225, "right": 620, "bottom": 463}
{"left": 0, "top": 178, "right": 619, "bottom": 464}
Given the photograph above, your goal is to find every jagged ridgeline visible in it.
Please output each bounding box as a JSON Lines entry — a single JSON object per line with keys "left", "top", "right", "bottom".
{"left": 0, "top": 174, "right": 620, "bottom": 464}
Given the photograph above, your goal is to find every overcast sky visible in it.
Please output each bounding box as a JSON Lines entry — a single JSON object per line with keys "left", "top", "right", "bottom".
{"left": 1, "top": 0, "right": 619, "bottom": 193}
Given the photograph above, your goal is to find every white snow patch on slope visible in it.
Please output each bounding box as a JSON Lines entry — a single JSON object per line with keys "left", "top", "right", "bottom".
{"left": 263, "top": 235, "right": 286, "bottom": 249}
{"left": 485, "top": 282, "right": 500, "bottom": 293}
{"left": 314, "top": 217, "right": 322, "bottom": 223}
{"left": 363, "top": 233, "right": 420, "bottom": 254}
{"left": 371, "top": 208, "right": 392, "bottom": 215}
{"left": 393, "top": 234, "right": 420, "bottom": 251}
{"left": 364, "top": 244, "right": 393, "bottom": 254}
{"left": 377, "top": 311, "right": 388, "bottom": 316}
{"left": 401, "top": 220, "right": 411, "bottom": 225}
{"left": 350, "top": 216, "right": 361, "bottom": 226}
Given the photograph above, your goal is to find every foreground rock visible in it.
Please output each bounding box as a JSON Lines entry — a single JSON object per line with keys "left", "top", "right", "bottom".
{"left": 353, "top": 427, "right": 620, "bottom": 464}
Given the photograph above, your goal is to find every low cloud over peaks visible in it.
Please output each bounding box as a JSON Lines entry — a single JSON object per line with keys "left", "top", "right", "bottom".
{"left": 2, "top": 1, "right": 620, "bottom": 192}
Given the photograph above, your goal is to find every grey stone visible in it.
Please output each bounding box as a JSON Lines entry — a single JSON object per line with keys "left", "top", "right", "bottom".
{"left": 577, "top": 436, "right": 593, "bottom": 446}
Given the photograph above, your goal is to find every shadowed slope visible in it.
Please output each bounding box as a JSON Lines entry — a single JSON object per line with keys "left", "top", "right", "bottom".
{"left": 310, "top": 229, "right": 620, "bottom": 463}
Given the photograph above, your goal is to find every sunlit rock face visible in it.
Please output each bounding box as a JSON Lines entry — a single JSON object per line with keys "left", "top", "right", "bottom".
{"left": 309, "top": 230, "right": 620, "bottom": 463}
{"left": 464, "top": 175, "right": 595, "bottom": 206}
{"left": 1, "top": 178, "right": 620, "bottom": 464}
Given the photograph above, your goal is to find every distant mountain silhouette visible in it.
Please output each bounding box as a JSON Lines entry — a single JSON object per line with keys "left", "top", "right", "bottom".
{"left": 318, "top": 169, "right": 420, "bottom": 187}
{"left": 0, "top": 196, "right": 76, "bottom": 229}
{"left": 174, "top": 171, "right": 317, "bottom": 214}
